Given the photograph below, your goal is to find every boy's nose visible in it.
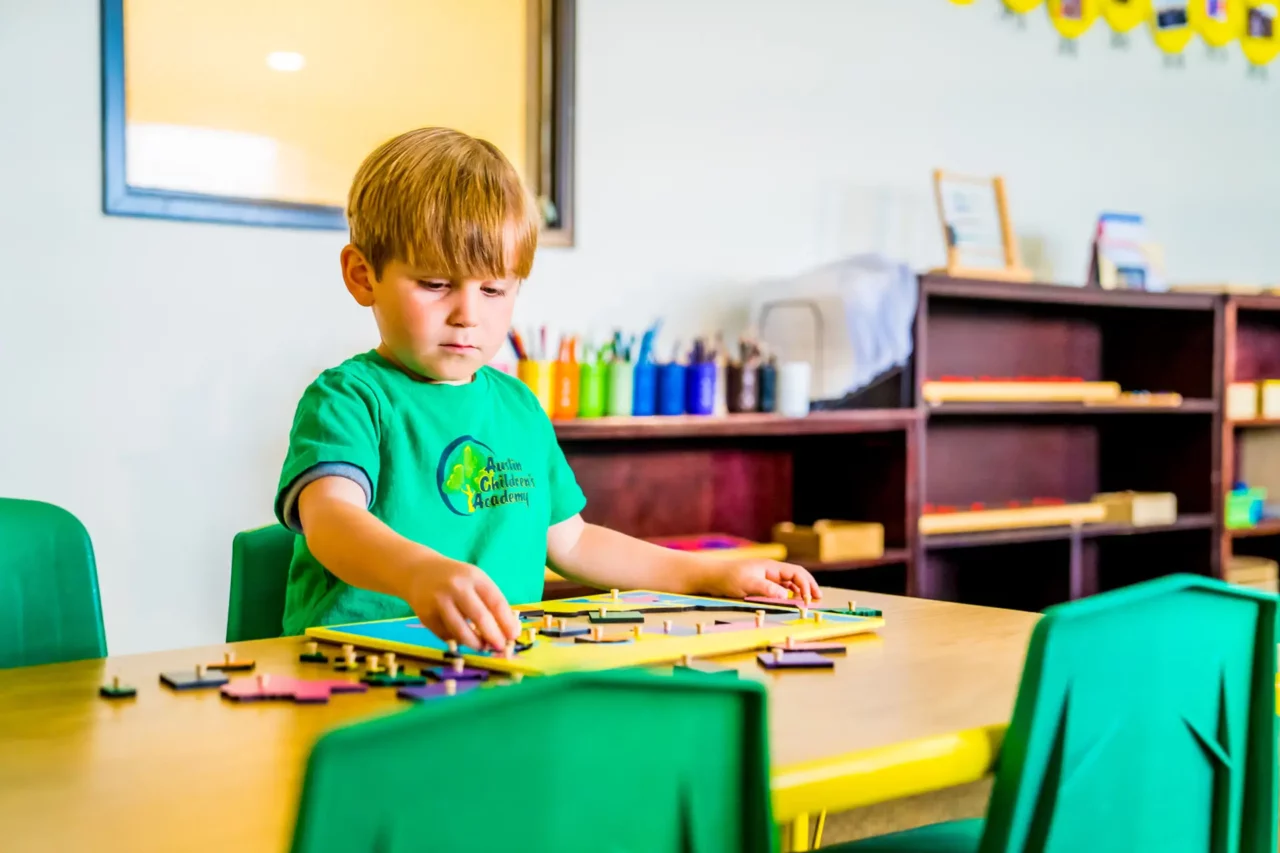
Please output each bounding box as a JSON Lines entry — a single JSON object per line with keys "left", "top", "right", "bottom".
{"left": 449, "top": 288, "right": 481, "bottom": 327}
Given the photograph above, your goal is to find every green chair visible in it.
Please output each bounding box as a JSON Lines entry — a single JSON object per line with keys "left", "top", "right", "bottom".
{"left": 288, "top": 669, "right": 777, "bottom": 853}
{"left": 0, "top": 498, "right": 106, "bottom": 668}
{"left": 226, "top": 523, "right": 295, "bottom": 642}
{"left": 832, "top": 574, "right": 1278, "bottom": 853}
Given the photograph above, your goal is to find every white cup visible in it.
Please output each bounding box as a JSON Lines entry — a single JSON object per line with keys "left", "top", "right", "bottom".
{"left": 777, "top": 361, "right": 812, "bottom": 417}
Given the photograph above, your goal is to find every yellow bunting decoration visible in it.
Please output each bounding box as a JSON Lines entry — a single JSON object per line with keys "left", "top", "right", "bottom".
{"left": 1189, "top": 0, "right": 1244, "bottom": 47}
{"left": 1240, "top": 1, "right": 1280, "bottom": 64}
{"left": 1048, "top": 0, "right": 1102, "bottom": 38}
{"left": 1004, "top": 0, "right": 1045, "bottom": 12}
{"left": 1101, "top": 0, "right": 1153, "bottom": 31}
{"left": 1150, "top": 2, "right": 1196, "bottom": 52}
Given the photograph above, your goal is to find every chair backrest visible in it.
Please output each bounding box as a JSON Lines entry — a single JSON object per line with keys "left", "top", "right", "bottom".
{"left": 981, "top": 574, "right": 1278, "bottom": 853}
{"left": 226, "top": 524, "right": 295, "bottom": 642}
{"left": 289, "top": 669, "right": 776, "bottom": 853}
{"left": 0, "top": 498, "right": 106, "bottom": 668}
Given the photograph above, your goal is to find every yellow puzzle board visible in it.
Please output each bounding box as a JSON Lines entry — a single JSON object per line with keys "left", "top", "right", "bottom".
{"left": 305, "top": 590, "right": 885, "bottom": 676}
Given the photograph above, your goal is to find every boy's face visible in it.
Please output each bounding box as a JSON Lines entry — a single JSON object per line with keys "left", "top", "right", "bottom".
{"left": 342, "top": 247, "right": 518, "bottom": 382}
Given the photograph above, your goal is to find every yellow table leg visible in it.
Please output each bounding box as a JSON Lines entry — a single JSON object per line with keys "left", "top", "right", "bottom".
{"left": 790, "top": 813, "right": 811, "bottom": 851}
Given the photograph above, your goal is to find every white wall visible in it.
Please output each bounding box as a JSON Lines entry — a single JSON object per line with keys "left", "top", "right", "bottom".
{"left": 3, "top": 0, "right": 1279, "bottom": 653}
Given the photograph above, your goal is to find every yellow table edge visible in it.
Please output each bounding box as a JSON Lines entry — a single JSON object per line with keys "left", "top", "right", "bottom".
{"left": 769, "top": 723, "right": 1008, "bottom": 821}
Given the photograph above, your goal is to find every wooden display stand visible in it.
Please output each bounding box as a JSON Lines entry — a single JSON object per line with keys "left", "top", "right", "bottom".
{"left": 920, "top": 502, "right": 1105, "bottom": 536}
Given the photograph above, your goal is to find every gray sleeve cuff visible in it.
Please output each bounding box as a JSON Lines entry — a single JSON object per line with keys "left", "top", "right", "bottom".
{"left": 280, "top": 462, "right": 374, "bottom": 533}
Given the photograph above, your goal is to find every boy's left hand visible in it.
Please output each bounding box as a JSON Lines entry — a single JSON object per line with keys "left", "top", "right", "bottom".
{"left": 702, "top": 558, "right": 822, "bottom": 603}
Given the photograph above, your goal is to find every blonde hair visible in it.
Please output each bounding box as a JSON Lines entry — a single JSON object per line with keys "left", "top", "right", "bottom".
{"left": 347, "top": 127, "right": 539, "bottom": 280}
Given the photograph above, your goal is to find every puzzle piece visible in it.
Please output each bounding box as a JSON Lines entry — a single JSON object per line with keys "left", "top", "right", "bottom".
{"left": 398, "top": 679, "right": 482, "bottom": 701}
{"left": 673, "top": 656, "right": 738, "bottom": 678}
{"left": 299, "top": 641, "right": 329, "bottom": 664}
{"left": 206, "top": 652, "right": 255, "bottom": 672}
{"left": 220, "top": 674, "right": 368, "bottom": 704}
{"left": 771, "top": 637, "right": 848, "bottom": 655}
{"left": 574, "top": 629, "right": 634, "bottom": 644}
{"left": 756, "top": 650, "right": 835, "bottom": 670}
{"left": 99, "top": 676, "right": 136, "bottom": 699}
{"left": 160, "top": 665, "right": 230, "bottom": 690}
{"left": 588, "top": 609, "right": 644, "bottom": 624}
{"left": 424, "top": 658, "right": 490, "bottom": 682}
{"left": 541, "top": 620, "right": 591, "bottom": 637}
{"left": 362, "top": 667, "right": 427, "bottom": 687}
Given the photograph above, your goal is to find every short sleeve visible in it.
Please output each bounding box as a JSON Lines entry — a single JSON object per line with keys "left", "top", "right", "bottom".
{"left": 274, "top": 370, "right": 382, "bottom": 531}
{"left": 546, "top": 430, "right": 587, "bottom": 526}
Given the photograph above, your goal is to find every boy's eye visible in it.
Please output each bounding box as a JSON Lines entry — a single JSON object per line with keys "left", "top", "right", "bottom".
{"left": 481, "top": 285, "right": 507, "bottom": 297}
{"left": 418, "top": 280, "right": 449, "bottom": 291}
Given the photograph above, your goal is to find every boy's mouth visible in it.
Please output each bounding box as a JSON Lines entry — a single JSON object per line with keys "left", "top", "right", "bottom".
{"left": 440, "top": 343, "right": 478, "bottom": 353}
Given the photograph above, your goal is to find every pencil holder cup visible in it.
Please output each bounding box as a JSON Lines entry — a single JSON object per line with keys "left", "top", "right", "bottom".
{"left": 552, "top": 361, "right": 580, "bottom": 420}
{"left": 631, "top": 362, "right": 657, "bottom": 416}
{"left": 685, "top": 362, "right": 716, "bottom": 416}
{"left": 578, "top": 362, "right": 606, "bottom": 418}
{"left": 518, "top": 360, "right": 554, "bottom": 416}
{"left": 658, "top": 363, "right": 686, "bottom": 416}
{"left": 727, "top": 364, "right": 759, "bottom": 412}
{"left": 608, "top": 361, "right": 637, "bottom": 416}
{"left": 758, "top": 363, "right": 778, "bottom": 413}
{"left": 778, "top": 361, "right": 812, "bottom": 418}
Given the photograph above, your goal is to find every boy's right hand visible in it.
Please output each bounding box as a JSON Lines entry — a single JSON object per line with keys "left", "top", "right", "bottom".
{"left": 406, "top": 559, "right": 522, "bottom": 651}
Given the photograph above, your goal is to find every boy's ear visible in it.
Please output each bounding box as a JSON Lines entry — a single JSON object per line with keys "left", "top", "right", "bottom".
{"left": 341, "top": 244, "right": 377, "bottom": 307}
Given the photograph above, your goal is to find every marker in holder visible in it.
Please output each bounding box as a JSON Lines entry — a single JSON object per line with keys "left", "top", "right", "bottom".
{"left": 518, "top": 360, "right": 555, "bottom": 416}
{"left": 685, "top": 362, "right": 716, "bottom": 416}
{"left": 727, "top": 364, "right": 759, "bottom": 412}
{"left": 657, "top": 363, "right": 686, "bottom": 416}
{"left": 578, "top": 362, "right": 606, "bottom": 418}
{"left": 758, "top": 362, "right": 778, "bottom": 413}
{"left": 552, "top": 360, "right": 580, "bottom": 420}
{"left": 632, "top": 362, "right": 658, "bottom": 416}
{"left": 608, "top": 361, "right": 636, "bottom": 416}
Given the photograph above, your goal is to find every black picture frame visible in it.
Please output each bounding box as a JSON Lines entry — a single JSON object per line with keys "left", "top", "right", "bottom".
{"left": 99, "top": 0, "right": 576, "bottom": 239}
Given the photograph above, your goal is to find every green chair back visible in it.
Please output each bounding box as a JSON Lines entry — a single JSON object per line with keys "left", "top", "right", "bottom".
{"left": 0, "top": 498, "right": 106, "bottom": 668}
{"left": 981, "top": 574, "right": 1277, "bottom": 853}
{"left": 289, "top": 669, "right": 777, "bottom": 853}
{"left": 226, "top": 523, "right": 295, "bottom": 641}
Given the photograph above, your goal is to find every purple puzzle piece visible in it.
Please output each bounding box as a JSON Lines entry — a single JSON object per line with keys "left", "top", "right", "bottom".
{"left": 756, "top": 650, "right": 835, "bottom": 670}
{"left": 424, "top": 663, "right": 490, "bottom": 682}
{"left": 398, "top": 680, "right": 482, "bottom": 701}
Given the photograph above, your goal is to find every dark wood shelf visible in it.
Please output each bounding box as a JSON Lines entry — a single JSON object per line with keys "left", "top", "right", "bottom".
{"left": 1228, "top": 520, "right": 1280, "bottom": 539}
{"left": 793, "top": 548, "right": 910, "bottom": 572}
{"left": 923, "top": 514, "right": 1215, "bottom": 550}
{"left": 921, "top": 275, "right": 1219, "bottom": 311}
{"left": 926, "top": 399, "right": 1217, "bottom": 417}
{"left": 554, "top": 410, "right": 918, "bottom": 441}
{"left": 1230, "top": 418, "right": 1280, "bottom": 428}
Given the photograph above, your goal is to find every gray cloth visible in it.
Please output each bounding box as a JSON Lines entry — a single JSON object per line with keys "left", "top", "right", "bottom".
{"left": 278, "top": 462, "right": 373, "bottom": 533}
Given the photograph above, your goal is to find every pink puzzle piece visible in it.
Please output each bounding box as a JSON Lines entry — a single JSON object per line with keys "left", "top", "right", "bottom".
{"left": 220, "top": 675, "right": 368, "bottom": 704}
{"left": 618, "top": 593, "right": 661, "bottom": 604}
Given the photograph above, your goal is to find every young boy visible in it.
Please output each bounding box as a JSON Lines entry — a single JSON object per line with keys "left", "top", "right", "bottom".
{"left": 274, "top": 127, "right": 820, "bottom": 650}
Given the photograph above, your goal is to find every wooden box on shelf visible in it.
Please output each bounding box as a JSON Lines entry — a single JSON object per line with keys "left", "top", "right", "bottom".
{"left": 920, "top": 502, "right": 1106, "bottom": 536}
{"left": 1227, "top": 382, "right": 1259, "bottom": 421}
{"left": 1090, "top": 491, "right": 1177, "bottom": 527}
{"left": 771, "top": 520, "right": 884, "bottom": 563}
{"left": 1262, "top": 381, "right": 1280, "bottom": 419}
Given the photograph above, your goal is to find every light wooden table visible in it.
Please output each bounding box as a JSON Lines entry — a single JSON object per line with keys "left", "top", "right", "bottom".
{"left": 0, "top": 589, "right": 1038, "bottom": 852}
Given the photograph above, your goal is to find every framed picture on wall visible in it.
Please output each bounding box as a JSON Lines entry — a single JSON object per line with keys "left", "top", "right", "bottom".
{"left": 99, "top": 0, "right": 576, "bottom": 242}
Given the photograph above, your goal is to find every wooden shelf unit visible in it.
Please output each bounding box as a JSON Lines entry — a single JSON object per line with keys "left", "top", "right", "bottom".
{"left": 553, "top": 410, "right": 921, "bottom": 596}
{"left": 913, "top": 275, "right": 1222, "bottom": 611}
{"left": 1222, "top": 295, "right": 1280, "bottom": 569}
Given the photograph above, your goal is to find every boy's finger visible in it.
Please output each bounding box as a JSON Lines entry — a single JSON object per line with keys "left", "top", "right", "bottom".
{"left": 438, "top": 601, "right": 484, "bottom": 650}
{"left": 457, "top": 588, "right": 509, "bottom": 650}
{"left": 476, "top": 579, "right": 520, "bottom": 640}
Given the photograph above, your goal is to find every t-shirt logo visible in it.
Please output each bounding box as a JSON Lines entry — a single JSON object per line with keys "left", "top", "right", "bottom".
{"left": 436, "top": 435, "right": 537, "bottom": 516}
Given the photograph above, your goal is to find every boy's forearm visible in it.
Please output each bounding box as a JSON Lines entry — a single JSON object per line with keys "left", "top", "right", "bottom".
{"left": 299, "top": 487, "right": 455, "bottom": 600}
{"left": 549, "top": 522, "right": 711, "bottom": 595}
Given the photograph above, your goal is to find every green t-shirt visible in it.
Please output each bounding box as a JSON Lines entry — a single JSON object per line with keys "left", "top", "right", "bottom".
{"left": 273, "top": 350, "right": 586, "bottom": 635}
